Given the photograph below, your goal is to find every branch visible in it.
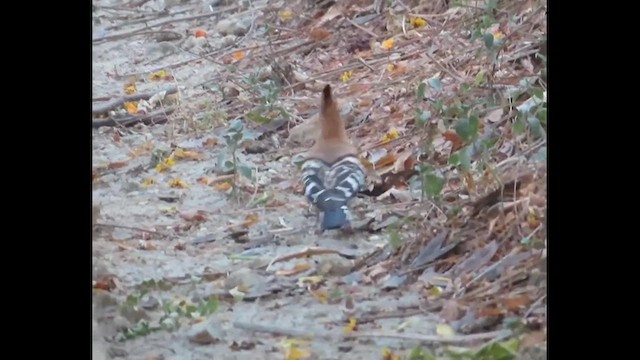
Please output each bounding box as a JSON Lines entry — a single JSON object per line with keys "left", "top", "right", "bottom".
{"left": 92, "top": 107, "right": 176, "bottom": 128}
{"left": 92, "top": 85, "right": 177, "bottom": 115}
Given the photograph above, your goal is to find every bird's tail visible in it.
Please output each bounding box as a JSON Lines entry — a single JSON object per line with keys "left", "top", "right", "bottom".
{"left": 321, "top": 206, "right": 350, "bottom": 230}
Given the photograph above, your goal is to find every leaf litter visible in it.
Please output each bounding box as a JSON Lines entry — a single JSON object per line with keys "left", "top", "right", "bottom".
{"left": 93, "top": 0, "right": 546, "bottom": 359}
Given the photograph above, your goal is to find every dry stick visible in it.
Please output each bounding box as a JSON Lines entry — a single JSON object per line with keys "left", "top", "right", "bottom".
{"left": 344, "top": 16, "right": 380, "bottom": 38}
{"left": 92, "top": 107, "right": 176, "bottom": 128}
{"left": 233, "top": 321, "right": 511, "bottom": 344}
{"left": 95, "top": 223, "right": 170, "bottom": 237}
{"left": 92, "top": 85, "right": 178, "bottom": 114}
{"left": 92, "top": 5, "right": 240, "bottom": 43}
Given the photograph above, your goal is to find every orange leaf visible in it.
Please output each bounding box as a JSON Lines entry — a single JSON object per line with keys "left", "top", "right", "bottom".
{"left": 194, "top": 29, "right": 207, "bottom": 38}
{"left": 276, "top": 263, "right": 311, "bottom": 276}
{"left": 179, "top": 210, "right": 208, "bottom": 222}
{"left": 343, "top": 318, "right": 358, "bottom": 334}
{"left": 213, "top": 181, "right": 232, "bottom": 191}
{"left": 197, "top": 177, "right": 211, "bottom": 185}
{"left": 124, "top": 102, "right": 138, "bottom": 114}
{"left": 174, "top": 149, "right": 203, "bottom": 161}
{"left": 231, "top": 51, "right": 245, "bottom": 60}
{"left": 381, "top": 38, "right": 394, "bottom": 50}
{"left": 168, "top": 178, "right": 189, "bottom": 189}
{"left": 374, "top": 154, "right": 397, "bottom": 168}
{"left": 442, "top": 131, "right": 464, "bottom": 152}
{"left": 502, "top": 295, "right": 531, "bottom": 310}
{"left": 477, "top": 306, "right": 504, "bottom": 317}
{"left": 203, "top": 138, "right": 218, "bottom": 147}
{"left": 242, "top": 213, "right": 259, "bottom": 228}
{"left": 309, "top": 27, "right": 331, "bottom": 41}
{"left": 107, "top": 161, "right": 128, "bottom": 170}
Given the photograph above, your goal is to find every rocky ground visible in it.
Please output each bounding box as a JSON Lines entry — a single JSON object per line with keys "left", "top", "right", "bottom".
{"left": 92, "top": 1, "right": 547, "bottom": 359}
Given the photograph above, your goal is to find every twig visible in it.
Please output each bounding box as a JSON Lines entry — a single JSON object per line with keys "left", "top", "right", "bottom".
{"left": 94, "top": 223, "right": 170, "bottom": 237}
{"left": 92, "top": 85, "right": 178, "bottom": 115}
{"left": 92, "top": 107, "right": 176, "bottom": 128}
{"left": 92, "top": 5, "right": 240, "bottom": 43}
{"left": 233, "top": 321, "right": 512, "bottom": 344}
{"left": 344, "top": 17, "right": 380, "bottom": 38}
{"left": 266, "top": 246, "right": 357, "bottom": 271}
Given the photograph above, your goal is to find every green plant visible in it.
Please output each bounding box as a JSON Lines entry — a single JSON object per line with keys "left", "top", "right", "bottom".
{"left": 217, "top": 119, "right": 256, "bottom": 198}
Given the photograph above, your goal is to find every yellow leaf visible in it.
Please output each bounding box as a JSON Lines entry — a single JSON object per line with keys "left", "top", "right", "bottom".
{"left": 155, "top": 162, "right": 170, "bottom": 173}
{"left": 311, "top": 290, "right": 328, "bottom": 304}
{"left": 381, "top": 38, "right": 394, "bottom": 50}
{"left": 159, "top": 206, "right": 177, "bottom": 214}
{"left": 343, "top": 318, "right": 358, "bottom": 334}
{"left": 410, "top": 16, "right": 427, "bottom": 29}
{"left": 168, "top": 178, "right": 189, "bottom": 189}
{"left": 174, "top": 149, "right": 203, "bottom": 161}
{"left": 148, "top": 70, "right": 168, "bottom": 81}
{"left": 436, "top": 323, "right": 455, "bottom": 337}
{"left": 297, "top": 276, "right": 324, "bottom": 286}
{"left": 231, "top": 51, "right": 245, "bottom": 60}
{"left": 124, "top": 84, "right": 137, "bottom": 95}
{"left": 213, "top": 181, "right": 232, "bottom": 191}
{"left": 164, "top": 157, "right": 176, "bottom": 166}
{"left": 492, "top": 30, "right": 505, "bottom": 40}
{"left": 387, "top": 63, "right": 396, "bottom": 72}
{"left": 284, "top": 346, "right": 310, "bottom": 360}
{"left": 279, "top": 9, "right": 294, "bottom": 22}
{"left": 381, "top": 347, "right": 401, "bottom": 360}
{"left": 124, "top": 102, "right": 138, "bottom": 114}
{"left": 341, "top": 70, "right": 353, "bottom": 82}
{"left": 142, "top": 178, "right": 155, "bottom": 187}
{"left": 380, "top": 128, "right": 400, "bottom": 143}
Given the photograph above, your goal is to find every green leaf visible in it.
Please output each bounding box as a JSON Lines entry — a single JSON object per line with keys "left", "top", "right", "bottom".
{"left": 455, "top": 117, "right": 479, "bottom": 143}
{"left": 245, "top": 111, "right": 272, "bottom": 125}
{"left": 228, "top": 119, "right": 243, "bottom": 132}
{"left": 417, "top": 82, "right": 426, "bottom": 100}
{"left": 185, "top": 305, "right": 197, "bottom": 315}
{"left": 484, "top": 33, "right": 494, "bottom": 49}
{"left": 476, "top": 338, "right": 519, "bottom": 360}
{"left": 223, "top": 160, "right": 236, "bottom": 172}
{"left": 473, "top": 70, "right": 487, "bottom": 86}
{"left": 459, "top": 146, "right": 472, "bottom": 171}
{"left": 424, "top": 172, "right": 445, "bottom": 198}
{"left": 513, "top": 115, "right": 526, "bottom": 135}
{"left": 415, "top": 109, "right": 431, "bottom": 127}
{"left": 428, "top": 77, "right": 443, "bottom": 91}
{"left": 126, "top": 294, "right": 139, "bottom": 306}
{"left": 238, "top": 165, "right": 253, "bottom": 180}
{"left": 531, "top": 87, "right": 544, "bottom": 100}
{"left": 198, "top": 296, "right": 219, "bottom": 316}
{"left": 408, "top": 346, "right": 436, "bottom": 360}
{"left": 449, "top": 152, "right": 460, "bottom": 166}
{"left": 533, "top": 146, "right": 546, "bottom": 163}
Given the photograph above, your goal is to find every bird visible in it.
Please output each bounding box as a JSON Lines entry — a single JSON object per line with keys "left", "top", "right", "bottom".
{"left": 300, "top": 84, "right": 366, "bottom": 232}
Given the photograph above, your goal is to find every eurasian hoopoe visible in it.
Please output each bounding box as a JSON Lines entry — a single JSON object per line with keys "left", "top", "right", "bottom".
{"left": 301, "top": 85, "right": 366, "bottom": 231}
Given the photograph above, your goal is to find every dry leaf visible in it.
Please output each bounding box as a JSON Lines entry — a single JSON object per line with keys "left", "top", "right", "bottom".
{"left": 174, "top": 149, "right": 203, "bottom": 161}
{"left": 279, "top": 9, "right": 294, "bottom": 22}
{"left": 380, "top": 128, "right": 400, "bottom": 143}
{"left": 148, "top": 70, "right": 170, "bottom": 81}
{"left": 124, "top": 102, "right": 138, "bottom": 114}
{"left": 440, "top": 300, "right": 462, "bottom": 321}
{"left": 442, "top": 131, "right": 464, "bottom": 152}
{"left": 213, "top": 182, "right": 232, "bottom": 191}
{"left": 502, "top": 295, "right": 531, "bottom": 310}
{"left": 197, "top": 177, "right": 210, "bottom": 185}
{"left": 341, "top": 70, "right": 353, "bottom": 82}
{"left": 203, "top": 138, "right": 218, "bottom": 147}
{"left": 521, "top": 330, "right": 546, "bottom": 349}
{"left": 142, "top": 178, "right": 155, "bottom": 187}
{"left": 343, "top": 318, "right": 358, "bottom": 334}
{"left": 284, "top": 346, "right": 310, "bottom": 360}
{"left": 377, "top": 187, "right": 412, "bottom": 201}
{"left": 194, "top": 29, "right": 207, "bottom": 38}
{"left": 168, "top": 178, "right": 189, "bottom": 189}
{"left": 107, "top": 161, "right": 128, "bottom": 170}
{"left": 179, "top": 210, "right": 207, "bottom": 222}
{"left": 231, "top": 51, "right": 245, "bottom": 60}
{"left": 124, "top": 84, "right": 137, "bottom": 95}
{"left": 381, "top": 38, "right": 394, "bottom": 50}
{"left": 410, "top": 17, "right": 427, "bottom": 29}
{"left": 436, "top": 323, "right": 455, "bottom": 337}
{"left": 128, "top": 141, "right": 154, "bottom": 158}
{"left": 381, "top": 347, "right": 401, "bottom": 360}
{"left": 276, "top": 263, "right": 311, "bottom": 276}
{"left": 311, "top": 289, "right": 328, "bottom": 304}
{"left": 309, "top": 27, "right": 331, "bottom": 41}
{"left": 242, "top": 213, "right": 259, "bottom": 228}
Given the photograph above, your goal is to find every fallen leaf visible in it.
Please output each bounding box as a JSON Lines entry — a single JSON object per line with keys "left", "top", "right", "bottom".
{"left": 502, "top": 295, "right": 531, "bottom": 311}
{"left": 440, "top": 300, "right": 462, "bottom": 321}
{"left": 478, "top": 306, "right": 504, "bottom": 317}
{"left": 107, "top": 161, "right": 128, "bottom": 169}
{"left": 374, "top": 153, "right": 397, "bottom": 168}
{"left": 138, "top": 240, "right": 157, "bottom": 251}
{"left": 174, "top": 149, "right": 204, "bottom": 161}
{"left": 156, "top": 157, "right": 176, "bottom": 173}
{"left": 203, "top": 138, "right": 218, "bottom": 147}
{"left": 169, "top": 178, "right": 189, "bottom": 189}
{"left": 124, "top": 102, "right": 138, "bottom": 114}
{"left": 142, "top": 178, "right": 155, "bottom": 187}
{"left": 485, "top": 108, "right": 504, "bottom": 123}
{"left": 148, "top": 69, "right": 170, "bottom": 81}
{"left": 521, "top": 330, "right": 546, "bottom": 349}
{"left": 179, "top": 210, "right": 207, "bottom": 222}
{"left": 442, "top": 131, "right": 464, "bottom": 152}
{"left": 381, "top": 38, "right": 394, "bottom": 50}
{"left": 124, "top": 84, "right": 137, "bottom": 95}
{"left": 343, "top": 318, "right": 358, "bottom": 334}
{"left": 436, "top": 323, "right": 455, "bottom": 337}
{"left": 341, "top": 70, "right": 353, "bottom": 82}
{"left": 174, "top": 243, "right": 186, "bottom": 251}
{"left": 276, "top": 263, "right": 311, "bottom": 276}
{"left": 197, "top": 177, "right": 210, "bottom": 185}
{"left": 311, "top": 289, "right": 328, "bottom": 304}
{"left": 229, "top": 340, "right": 256, "bottom": 351}
{"left": 194, "top": 29, "right": 207, "bottom": 38}
{"left": 309, "top": 27, "right": 331, "bottom": 41}
{"left": 213, "top": 181, "right": 232, "bottom": 191}
{"left": 128, "top": 141, "right": 154, "bottom": 158}
{"left": 284, "top": 346, "right": 310, "bottom": 360}
{"left": 231, "top": 51, "right": 245, "bottom": 60}
{"left": 242, "top": 213, "right": 259, "bottom": 228}
{"left": 410, "top": 17, "right": 427, "bottom": 29}
{"left": 381, "top": 347, "right": 401, "bottom": 360}
{"left": 377, "top": 187, "right": 412, "bottom": 201}
{"left": 279, "top": 9, "right": 294, "bottom": 22}
{"left": 380, "top": 128, "right": 400, "bottom": 143}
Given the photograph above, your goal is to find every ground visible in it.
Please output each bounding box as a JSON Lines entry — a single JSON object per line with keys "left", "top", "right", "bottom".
{"left": 92, "top": 1, "right": 547, "bottom": 359}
